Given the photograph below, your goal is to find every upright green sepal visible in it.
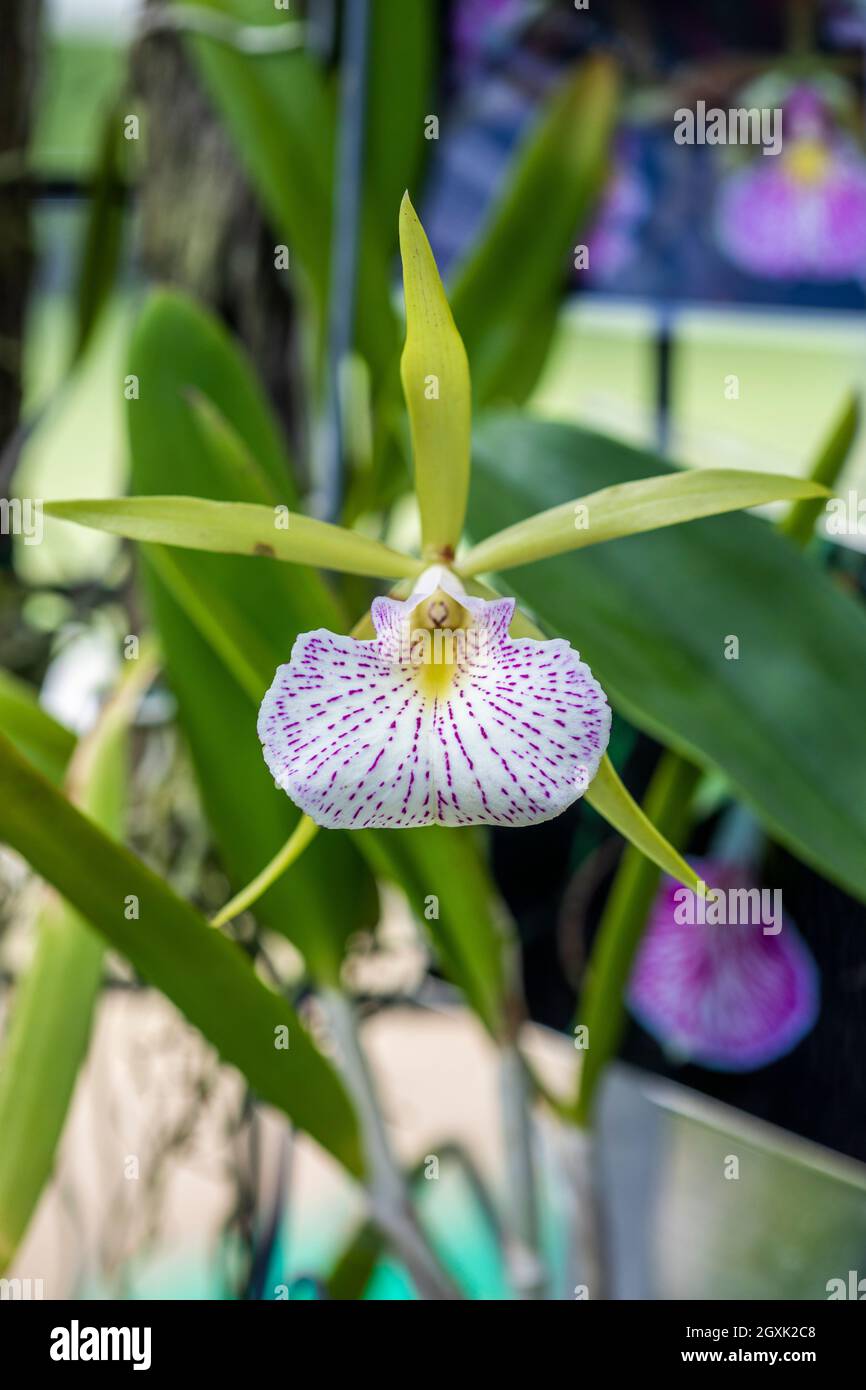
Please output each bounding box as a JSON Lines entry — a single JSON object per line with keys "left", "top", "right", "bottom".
{"left": 399, "top": 192, "right": 472, "bottom": 557}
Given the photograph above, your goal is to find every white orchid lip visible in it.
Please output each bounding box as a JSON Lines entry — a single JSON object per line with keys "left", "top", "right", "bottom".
{"left": 258, "top": 567, "right": 612, "bottom": 830}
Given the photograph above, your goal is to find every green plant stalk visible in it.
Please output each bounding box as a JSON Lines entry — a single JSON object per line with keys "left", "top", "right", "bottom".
{"left": 321, "top": 989, "right": 463, "bottom": 1300}
{"left": 573, "top": 753, "right": 702, "bottom": 1128}
{"left": 500, "top": 1041, "right": 546, "bottom": 1299}
{"left": 326, "top": 1140, "right": 505, "bottom": 1300}
{"left": 557, "top": 752, "right": 699, "bottom": 1302}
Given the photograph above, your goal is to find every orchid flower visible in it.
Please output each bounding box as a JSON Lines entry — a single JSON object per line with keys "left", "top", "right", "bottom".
{"left": 258, "top": 561, "right": 611, "bottom": 829}
{"left": 715, "top": 84, "right": 866, "bottom": 282}
{"left": 627, "top": 858, "right": 819, "bottom": 1071}
{"left": 44, "top": 195, "right": 828, "bottom": 913}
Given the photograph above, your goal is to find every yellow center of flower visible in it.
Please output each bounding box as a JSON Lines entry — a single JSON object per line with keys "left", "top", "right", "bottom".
{"left": 409, "top": 587, "right": 471, "bottom": 700}
{"left": 785, "top": 138, "right": 830, "bottom": 185}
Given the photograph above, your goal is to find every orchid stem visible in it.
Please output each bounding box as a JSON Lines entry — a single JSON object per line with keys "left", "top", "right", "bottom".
{"left": 574, "top": 752, "right": 700, "bottom": 1128}
{"left": 321, "top": 990, "right": 463, "bottom": 1301}
{"left": 500, "top": 1041, "right": 546, "bottom": 1299}
{"left": 559, "top": 1125, "right": 609, "bottom": 1301}
{"left": 210, "top": 817, "right": 319, "bottom": 928}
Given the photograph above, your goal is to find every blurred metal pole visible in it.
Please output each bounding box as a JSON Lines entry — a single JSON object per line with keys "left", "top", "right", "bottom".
{"left": 316, "top": 0, "right": 370, "bottom": 522}
{"left": 654, "top": 305, "right": 673, "bottom": 457}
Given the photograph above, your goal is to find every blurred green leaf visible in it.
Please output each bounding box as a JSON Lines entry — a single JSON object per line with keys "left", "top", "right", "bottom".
{"left": 0, "top": 729, "right": 364, "bottom": 1179}
{"left": 0, "top": 656, "right": 151, "bottom": 1272}
{"left": 0, "top": 671, "right": 74, "bottom": 784}
{"left": 126, "top": 290, "right": 378, "bottom": 983}
{"left": 72, "top": 101, "right": 126, "bottom": 366}
{"left": 366, "top": 0, "right": 436, "bottom": 246}
{"left": 451, "top": 56, "right": 619, "bottom": 407}
{"left": 459, "top": 469, "right": 827, "bottom": 576}
{"left": 357, "top": 826, "right": 506, "bottom": 1037}
{"left": 468, "top": 415, "right": 866, "bottom": 904}
{"left": 778, "top": 391, "right": 859, "bottom": 547}
{"left": 183, "top": 1, "right": 398, "bottom": 383}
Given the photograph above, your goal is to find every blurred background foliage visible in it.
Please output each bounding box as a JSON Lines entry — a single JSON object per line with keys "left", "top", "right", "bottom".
{"left": 2, "top": 0, "right": 866, "bottom": 1299}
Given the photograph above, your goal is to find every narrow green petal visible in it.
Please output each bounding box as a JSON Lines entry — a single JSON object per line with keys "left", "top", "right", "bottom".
{"left": 45, "top": 496, "right": 420, "bottom": 580}
{"left": 584, "top": 754, "right": 703, "bottom": 896}
{"left": 399, "top": 192, "right": 472, "bottom": 557}
{"left": 459, "top": 468, "right": 829, "bottom": 576}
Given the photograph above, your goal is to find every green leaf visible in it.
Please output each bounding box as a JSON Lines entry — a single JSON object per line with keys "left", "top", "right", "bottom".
{"left": 0, "top": 670, "right": 74, "bottom": 785}
{"left": 72, "top": 101, "right": 126, "bottom": 366}
{"left": 399, "top": 193, "right": 472, "bottom": 556}
{"left": 778, "top": 391, "right": 859, "bottom": 547}
{"left": 468, "top": 414, "right": 866, "bottom": 904}
{"left": 571, "top": 397, "right": 860, "bottom": 1126}
{"left": 366, "top": 0, "right": 436, "bottom": 247}
{"left": 357, "top": 826, "right": 507, "bottom": 1037}
{"left": 458, "top": 468, "right": 827, "bottom": 576}
{"left": 184, "top": 1, "right": 398, "bottom": 383}
{"left": 451, "top": 56, "right": 619, "bottom": 407}
{"left": 0, "top": 655, "right": 151, "bottom": 1270}
{"left": 45, "top": 496, "right": 419, "bottom": 580}
{"left": 0, "top": 729, "right": 364, "bottom": 1179}
{"left": 125, "top": 290, "right": 378, "bottom": 983}
{"left": 0, "top": 898, "right": 105, "bottom": 1275}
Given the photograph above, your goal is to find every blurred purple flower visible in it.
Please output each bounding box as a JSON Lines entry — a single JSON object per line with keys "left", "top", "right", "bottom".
{"left": 453, "top": 0, "right": 519, "bottom": 70}
{"left": 715, "top": 84, "right": 866, "bottom": 281}
{"left": 585, "top": 155, "right": 652, "bottom": 283}
{"left": 627, "top": 859, "right": 820, "bottom": 1071}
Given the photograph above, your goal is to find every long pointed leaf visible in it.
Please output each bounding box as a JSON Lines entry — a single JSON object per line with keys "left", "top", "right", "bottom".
{"left": 0, "top": 656, "right": 153, "bottom": 1271}
{"left": 0, "top": 670, "right": 74, "bottom": 785}
{"left": 451, "top": 56, "right": 619, "bottom": 406}
{"left": 0, "top": 730, "right": 364, "bottom": 1179}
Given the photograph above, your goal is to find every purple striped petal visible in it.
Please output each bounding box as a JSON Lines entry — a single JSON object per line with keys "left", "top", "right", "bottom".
{"left": 258, "top": 567, "right": 611, "bottom": 830}
{"left": 627, "top": 859, "right": 820, "bottom": 1072}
